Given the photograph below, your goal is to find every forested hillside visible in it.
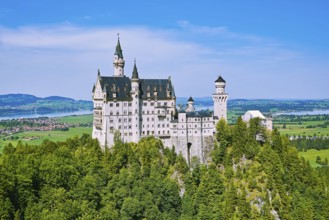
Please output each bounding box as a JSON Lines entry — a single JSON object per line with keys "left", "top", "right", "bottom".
{"left": 0, "top": 94, "right": 92, "bottom": 116}
{"left": 1, "top": 118, "right": 329, "bottom": 219}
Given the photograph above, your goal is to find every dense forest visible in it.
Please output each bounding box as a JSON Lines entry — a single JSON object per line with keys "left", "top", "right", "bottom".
{"left": 1, "top": 118, "right": 329, "bottom": 219}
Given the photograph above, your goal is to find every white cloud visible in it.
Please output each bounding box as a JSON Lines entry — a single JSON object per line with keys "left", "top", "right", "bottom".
{"left": 0, "top": 23, "right": 328, "bottom": 100}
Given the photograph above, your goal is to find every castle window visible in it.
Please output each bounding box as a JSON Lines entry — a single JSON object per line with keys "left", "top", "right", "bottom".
{"left": 167, "top": 124, "right": 169, "bottom": 127}
{"left": 129, "top": 112, "right": 132, "bottom": 115}
{"left": 129, "top": 126, "right": 131, "bottom": 129}
{"left": 124, "top": 118, "right": 127, "bottom": 122}
{"left": 158, "top": 124, "right": 160, "bottom": 128}
{"left": 150, "top": 102, "right": 154, "bottom": 106}
{"left": 124, "top": 126, "right": 127, "bottom": 129}
{"left": 124, "top": 110, "right": 127, "bottom": 115}
{"left": 195, "top": 131, "right": 197, "bottom": 134}
{"left": 110, "top": 112, "right": 113, "bottom": 115}
{"left": 124, "top": 103, "right": 127, "bottom": 107}
{"left": 164, "top": 102, "right": 167, "bottom": 106}
{"left": 147, "top": 111, "right": 149, "bottom": 114}
{"left": 167, "top": 131, "right": 169, "bottom": 134}
{"left": 129, "top": 118, "right": 132, "bottom": 122}
{"left": 119, "top": 126, "right": 121, "bottom": 129}
{"left": 195, "top": 125, "right": 197, "bottom": 128}
{"left": 152, "top": 111, "right": 154, "bottom": 114}
{"left": 116, "top": 112, "right": 119, "bottom": 115}
{"left": 110, "top": 119, "right": 113, "bottom": 123}
{"left": 110, "top": 103, "right": 113, "bottom": 107}
{"left": 129, "top": 103, "right": 132, "bottom": 107}
{"left": 152, "top": 118, "right": 154, "bottom": 121}
{"left": 116, "top": 103, "right": 119, "bottom": 107}
{"left": 119, "top": 119, "right": 121, "bottom": 122}
{"left": 110, "top": 127, "right": 113, "bottom": 130}
{"left": 143, "top": 102, "right": 147, "bottom": 106}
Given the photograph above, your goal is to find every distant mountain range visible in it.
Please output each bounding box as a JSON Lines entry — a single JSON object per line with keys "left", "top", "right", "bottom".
{"left": 0, "top": 94, "right": 93, "bottom": 117}
{"left": 1, "top": 94, "right": 329, "bottom": 118}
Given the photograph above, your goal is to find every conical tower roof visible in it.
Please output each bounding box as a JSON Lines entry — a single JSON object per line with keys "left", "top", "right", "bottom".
{"left": 132, "top": 60, "right": 139, "bottom": 79}
{"left": 114, "top": 37, "right": 123, "bottom": 58}
{"left": 215, "top": 75, "right": 226, "bottom": 83}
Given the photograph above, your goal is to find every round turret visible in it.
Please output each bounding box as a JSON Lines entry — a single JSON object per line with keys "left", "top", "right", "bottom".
{"left": 215, "top": 75, "right": 226, "bottom": 94}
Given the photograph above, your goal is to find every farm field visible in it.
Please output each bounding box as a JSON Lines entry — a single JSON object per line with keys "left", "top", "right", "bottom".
{"left": 275, "top": 120, "right": 329, "bottom": 137}
{"left": 0, "top": 127, "right": 92, "bottom": 151}
{"left": 299, "top": 149, "right": 329, "bottom": 167}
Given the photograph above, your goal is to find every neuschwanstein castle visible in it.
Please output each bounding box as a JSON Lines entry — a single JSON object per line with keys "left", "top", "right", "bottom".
{"left": 92, "top": 38, "right": 228, "bottom": 164}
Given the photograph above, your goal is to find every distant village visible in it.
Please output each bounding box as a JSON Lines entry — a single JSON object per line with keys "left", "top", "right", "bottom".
{"left": 0, "top": 117, "right": 91, "bottom": 140}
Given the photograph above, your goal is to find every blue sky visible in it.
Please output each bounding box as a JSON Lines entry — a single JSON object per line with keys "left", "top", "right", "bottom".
{"left": 0, "top": 0, "right": 328, "bottom": 100}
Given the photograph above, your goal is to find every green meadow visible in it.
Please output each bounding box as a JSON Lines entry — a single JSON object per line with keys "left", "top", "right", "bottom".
{"left": 299, "top": 149, "right": 329, "bottom": 167}
{"left": 276, "top": 120, "right": 329, "bottom": 137}
{"left": 0, "top": 127, "right": 92, "bottom": 149}
{"left": 0, "top": 114, "right": 93, "bottom": 153}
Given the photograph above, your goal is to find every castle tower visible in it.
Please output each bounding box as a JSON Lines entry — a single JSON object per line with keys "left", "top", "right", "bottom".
{"left": 131, "top": 60, "right": 140, "bottom": 142}
{"left": 212, "top": 75, "right": 228, "bottom": 121}
{"left": 113, "top": 35, "right": 125, "bottom": 77}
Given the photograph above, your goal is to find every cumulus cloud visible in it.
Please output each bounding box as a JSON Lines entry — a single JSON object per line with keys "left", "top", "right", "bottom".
{"left": 0, "top": 23, "right": 328, "bottom": 100}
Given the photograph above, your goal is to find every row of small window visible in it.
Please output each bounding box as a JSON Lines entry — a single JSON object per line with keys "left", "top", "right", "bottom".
{"left": 141, "top": 123, "right": 169, "bottom": 128}
{"left": 110, "top": 126, "right": 132, "bottom": 130}
{"left": 109, "top": 102, "right": 132, "bottom": 107}
{"left": 142, "top": 130, "right": 170, "bottom": 135}
{"left": 110, "top": 111, "right": 132, "bottom": 115}
{"left": 142, "top": 109, "right": 173, "bottom": 115}
{"left": 110, "top": 118, "right": 133, "bottom": 123}
{"left": 143, "top": 102, "right": 173, "bottom": 107}
{"left": 187, "top": 118, "right": 211, "bottom": 122}
{"left": 187, "top": 124, "right": 211, "bottom": 128}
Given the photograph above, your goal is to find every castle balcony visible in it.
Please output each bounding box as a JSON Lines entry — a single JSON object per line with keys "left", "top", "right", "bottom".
{"left": 157, "top": 109, "right": 166, "bottom": 117}
{"left": 93, "top": 118, "right": 103, "bottom": 129}
{"left": 158, "top": 135, "right": 170, "bottom": 139}
{"left": 94, "top": 108, "right": 103, "bottom": 117}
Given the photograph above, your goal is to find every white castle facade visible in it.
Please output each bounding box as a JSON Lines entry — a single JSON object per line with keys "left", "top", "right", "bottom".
{"left": 92, "top": 38, "right": 228, "bottom": 164}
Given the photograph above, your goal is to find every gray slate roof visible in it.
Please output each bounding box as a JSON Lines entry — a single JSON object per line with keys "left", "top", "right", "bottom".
{"left": 97, "top": 76, "right": 175, "bottom": 101}
{"left": 186, "top": 109, "right": 212, "bottom": 118}
{"left": 215, "top": 75, "right": 226, "bottom": 83}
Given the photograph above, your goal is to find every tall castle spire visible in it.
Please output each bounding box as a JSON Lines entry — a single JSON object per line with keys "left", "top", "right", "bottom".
{"left": 131, "top": 59, "right": 139, "bottom": 80}
{"left": 113, "top": 33, "right": 125, "bottom": 77}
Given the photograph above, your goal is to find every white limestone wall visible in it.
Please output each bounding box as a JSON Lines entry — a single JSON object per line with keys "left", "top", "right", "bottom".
{"left": 213, "top": 95, "right": 228, "bottom": 121}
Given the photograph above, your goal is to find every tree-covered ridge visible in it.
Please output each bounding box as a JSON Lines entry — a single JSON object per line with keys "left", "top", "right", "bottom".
{"left": 1, "top": 119, "right": 329, "bottom": 219}
{"left": 0, "top": 94, "right": 92, "bottom": 117}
